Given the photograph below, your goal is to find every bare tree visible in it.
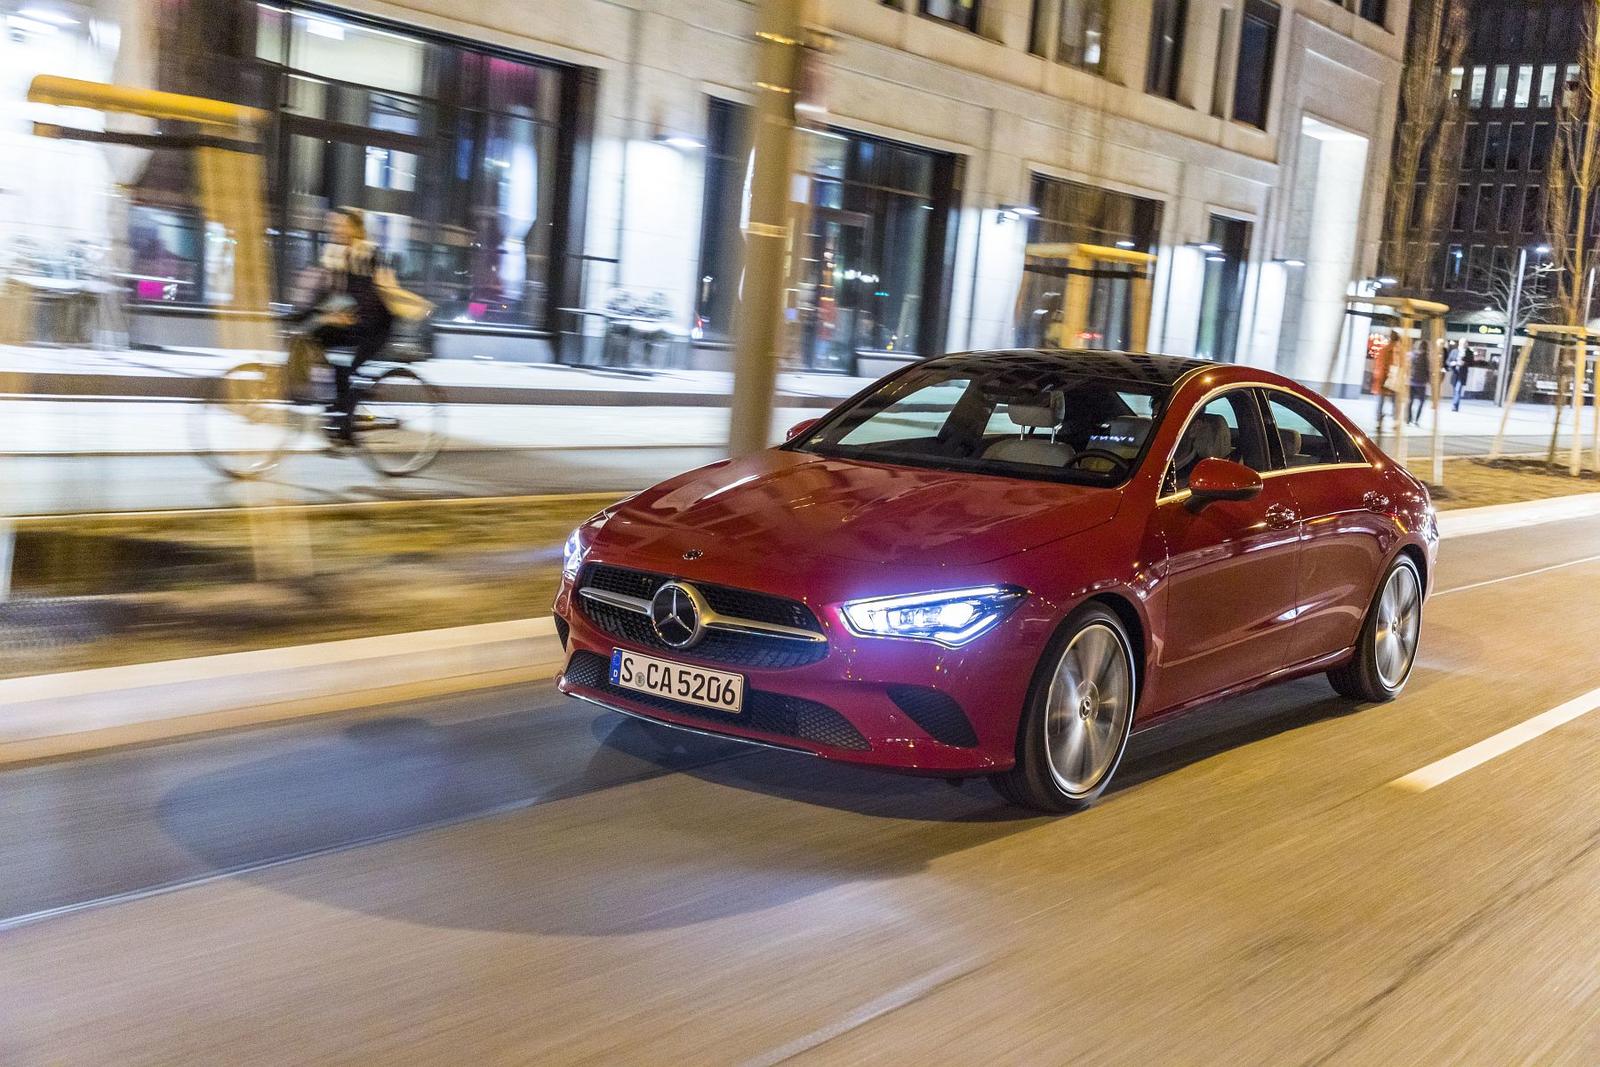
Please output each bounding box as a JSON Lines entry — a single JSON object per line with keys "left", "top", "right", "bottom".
{"left": 1542, "top": 3, "right": 1600, "bottom": 471}
{"left": 1471, "top": 262, "right": 1558, "bottom": 335}
{"left": 1376, "top": 0, "right": 1467, "bottom": 294}
{"left": 1548, "top": 8, "right": 1600, "bottom": 328}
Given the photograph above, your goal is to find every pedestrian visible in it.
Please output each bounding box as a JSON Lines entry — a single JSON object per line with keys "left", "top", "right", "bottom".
{"left": 1408, "top": 341, "right": 1431, "bottom": 425}
{"left": 1449, "top": 343, "right": 1474, "bottom": 412}
{"left": 1374, "top": 329, "right": 1401, "bottom": 431}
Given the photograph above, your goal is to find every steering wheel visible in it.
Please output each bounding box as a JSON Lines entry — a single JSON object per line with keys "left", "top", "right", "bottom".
{"left": 1065, "top": 448, "right": 1131, "bottom": 475}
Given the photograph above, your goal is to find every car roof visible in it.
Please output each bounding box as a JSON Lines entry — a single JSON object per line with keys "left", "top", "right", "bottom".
{"left": 935, "top": 349, "right": 1217, "bottom": 388}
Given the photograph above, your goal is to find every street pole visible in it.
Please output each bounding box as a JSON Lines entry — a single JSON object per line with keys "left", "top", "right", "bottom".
{"left": 728, "top": 0, "right": 805, "bottom": 457}
{"left": 1497, "top": 246, "right": 1527, "bottom": 406}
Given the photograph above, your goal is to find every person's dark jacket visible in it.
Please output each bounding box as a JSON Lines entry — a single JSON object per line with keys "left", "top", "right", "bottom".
{"left": 291, "top": 241, "right": 394, "bottom": 333}
{"left": 1409, "top": 348, "right": 1431, "bottom": 388}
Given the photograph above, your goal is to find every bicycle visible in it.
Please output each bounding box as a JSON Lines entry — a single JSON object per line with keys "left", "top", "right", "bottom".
{"left": 192, "top": 322, "right": 447, "bottom": 479}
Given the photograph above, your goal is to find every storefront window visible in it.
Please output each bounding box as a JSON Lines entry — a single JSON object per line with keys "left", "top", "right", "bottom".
{"left": 694, "top": 99, "right": 752, "bottom": 342}
{"left": 256, "top": 4, "right": 571, "bottom": 331}
{"left": 126, "top": 206, "right": 205, "bottom": 303}
{"left": 792, "top": 128, "right": 955, "bottom": 373}
{"left": 0, "top": 0, "right": 125, "bottom": 310}
{"left": 1014, "top": 175, "right": 1163, "bottom": 352}
{"left": 1196, "top": 215, "right": 1251, "bottom": 362}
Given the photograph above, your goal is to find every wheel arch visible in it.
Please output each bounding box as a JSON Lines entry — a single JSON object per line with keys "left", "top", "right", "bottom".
{"left": 1082, "top": 591, "right": 1148, "bottom": 699}
{"left": 1395, "top": 542, "right": 1429, "bottom": 594}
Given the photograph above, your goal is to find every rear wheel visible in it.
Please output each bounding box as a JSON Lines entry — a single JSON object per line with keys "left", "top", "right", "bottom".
{"left": 1328, "top": 555, "right": 1423, "bottom": 702}
{"left": 990, "top": 605, "right": 1136, "bottom": 813}
{"left": 192, "top": 361, "right": 297, "bottom": 479}
{"left": 353, "top": 366, "right": 447, "bottom": 477}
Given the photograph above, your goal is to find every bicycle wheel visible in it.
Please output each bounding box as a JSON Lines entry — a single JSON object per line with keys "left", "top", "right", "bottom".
{"left": 353, "top": 366, "right": 447, "bottom": 477}
{"left": 192, "top": 361, "right": 297, "bottom": 479}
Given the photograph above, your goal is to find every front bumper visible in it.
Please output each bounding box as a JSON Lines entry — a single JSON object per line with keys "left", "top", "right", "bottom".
{"left": 554, "top": 579, "right": 1051, "bottom": 774}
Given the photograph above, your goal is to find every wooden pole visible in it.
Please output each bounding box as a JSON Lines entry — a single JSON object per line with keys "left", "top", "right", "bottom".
{"left": 1063, "top": 249, "right": 1094, "bottom": 350}
{"left": 1130, "top": 266, "right": 1153, "bottom": 354}
{"left": 1427, "top": 315, "right": 1445, "bottom": 486}
{"left": 1394, "top": 313, "right": 1414, "bottom": 466}
{"left": 729, "top": 0, "right": 805, "bottom": 456}
{"left": 1573, "top": 339, "right": 1590, "bottom": 476}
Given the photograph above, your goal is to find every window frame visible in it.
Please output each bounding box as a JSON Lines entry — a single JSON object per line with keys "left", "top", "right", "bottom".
{"left": 1256, "top": 388, "right": 1370, "bottom": 472}
{"left": 1230, "top": 0, "right": 1280, "bottom": 130}
{"left": 920, "top": 0, "right": 980, "bottom": 32}
{"left": 1146, "top": 0, "right": 1188, "bottom": 98}
{"left": 1158, "top": 387, "right": 1274, "bottom": 498}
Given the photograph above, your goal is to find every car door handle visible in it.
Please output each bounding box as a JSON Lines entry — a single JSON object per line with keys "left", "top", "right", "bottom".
{"left": 1363, "top": 491, "right": 1391, "bottom": 513}
{"left": 1265, "top": 504, "right": 1299, "bottom": 529}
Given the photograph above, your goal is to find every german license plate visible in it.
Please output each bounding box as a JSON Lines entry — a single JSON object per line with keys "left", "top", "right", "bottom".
{"left": 610, "top": 649, "right": 745, "bottom": 714}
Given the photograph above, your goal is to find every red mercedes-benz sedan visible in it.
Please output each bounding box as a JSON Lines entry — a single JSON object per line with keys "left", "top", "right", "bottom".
{"left": 555, "top": 351, "right": 1437, "bottom": 811}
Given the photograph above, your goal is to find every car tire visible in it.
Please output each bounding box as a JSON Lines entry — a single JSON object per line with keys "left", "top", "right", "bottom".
{"left": 1328, "top": 554, "right": 1423, "bottom": 703}
{"left": 990, "top": 604, "right": 1137, "bottom": 813}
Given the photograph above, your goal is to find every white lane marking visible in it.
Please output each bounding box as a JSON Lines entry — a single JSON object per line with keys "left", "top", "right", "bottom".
{"left": 1433, "top": 552, "right": 1600, "bottom": 598}
{"left": 739, "top": 957, "right": 986, "bottom": 1067}
{"left": 1391, "top": 684, "right": 1600, "bottom": 793}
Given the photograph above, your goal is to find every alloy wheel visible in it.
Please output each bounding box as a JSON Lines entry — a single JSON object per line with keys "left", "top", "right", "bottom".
{"left": 1043, "top": 622, "right": 1134, "bottom": 797}
{"left": 1374, "top": 562, "right": 1422, "bottom": 690}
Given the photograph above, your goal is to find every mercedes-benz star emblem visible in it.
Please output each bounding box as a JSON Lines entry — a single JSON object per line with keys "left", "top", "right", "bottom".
{"left": 650, "top": 581, "right": 705, "bottom": 649}
{"left": 682, "top": 548, "right": 704, "bottom": 561}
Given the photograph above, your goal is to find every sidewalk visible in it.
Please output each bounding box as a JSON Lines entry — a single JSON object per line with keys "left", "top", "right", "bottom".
{"left": 0, "top": 342, "right": 1587, "bottom": 457}
{"left": 0, "top": 343, "right": 864, "bottom": 407}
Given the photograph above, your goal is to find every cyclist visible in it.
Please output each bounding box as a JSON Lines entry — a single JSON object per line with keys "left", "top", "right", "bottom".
{"left": 290, "top": 207, "right": 394, "bottom": 442}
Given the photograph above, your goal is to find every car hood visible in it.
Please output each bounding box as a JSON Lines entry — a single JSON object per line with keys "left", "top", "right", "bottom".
{"left": 600, "top": 449, "right": 1123, "bottom": 567}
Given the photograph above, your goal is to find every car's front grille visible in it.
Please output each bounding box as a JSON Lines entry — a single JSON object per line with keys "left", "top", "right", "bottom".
{"left": 577, "top": 564, "right": 828, "bottom": 669}
{"left": 562, "top": 650, "right": 869, "bottom": 751}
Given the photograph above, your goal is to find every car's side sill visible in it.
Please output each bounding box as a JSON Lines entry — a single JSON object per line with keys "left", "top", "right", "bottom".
{"left": 1133, "top": 646, "right": 1357, "bottom": 733}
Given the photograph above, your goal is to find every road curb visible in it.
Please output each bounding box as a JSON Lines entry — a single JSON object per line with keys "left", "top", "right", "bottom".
{"left": 1437, "top": 490, "right": 1600, "bottom": 539}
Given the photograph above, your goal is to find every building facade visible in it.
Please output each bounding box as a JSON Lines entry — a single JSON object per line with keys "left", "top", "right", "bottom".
{"left": 1, "top": 0, "right": 1407, "bottom": 388}
{"left": 1428, "top": 1, "right": 1584, "bottom": 317}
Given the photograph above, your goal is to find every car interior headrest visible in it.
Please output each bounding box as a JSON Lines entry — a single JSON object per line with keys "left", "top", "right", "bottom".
{"left": 1278, "top": 428, "right": 1302, "bottom": 457}
{"left": 1005, "top": 392, "right": 1065, "bottom": 431}
{"left": 1190, "top": 413, "right": 1232, "bottom": 461}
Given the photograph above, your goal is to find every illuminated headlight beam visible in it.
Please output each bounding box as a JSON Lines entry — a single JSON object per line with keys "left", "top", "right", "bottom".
{"left": 841, "top": 586, "right": 1027, "bottom": 648}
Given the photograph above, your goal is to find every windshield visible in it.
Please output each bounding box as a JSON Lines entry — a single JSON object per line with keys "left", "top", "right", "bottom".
{"left": 793, "top": 355, "right": 1172, "bottom": 486}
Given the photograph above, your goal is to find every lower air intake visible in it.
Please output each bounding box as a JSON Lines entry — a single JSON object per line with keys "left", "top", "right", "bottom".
{"left": 887, "top": 685, "right": 979, "bottom": 748}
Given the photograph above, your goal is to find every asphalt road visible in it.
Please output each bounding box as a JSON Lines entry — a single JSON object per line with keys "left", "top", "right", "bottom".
{"left": 6, "top": 511, "right": 1600, "bottom": 1063}
{"left": 0, "top": 435, "right": 1558, "bottom": 516}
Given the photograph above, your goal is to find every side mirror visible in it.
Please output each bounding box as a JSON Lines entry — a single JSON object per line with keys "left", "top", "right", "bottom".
{"left": 1186, "top": 458, "right": 1263, "bottom": 507}
{"left": 786, "top": 417, "right": 820, "bottom": 441}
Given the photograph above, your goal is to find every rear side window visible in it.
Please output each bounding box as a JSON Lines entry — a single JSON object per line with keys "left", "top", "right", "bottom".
{"left": 1262, "top": 392, "right": 1365, "bottom": 468}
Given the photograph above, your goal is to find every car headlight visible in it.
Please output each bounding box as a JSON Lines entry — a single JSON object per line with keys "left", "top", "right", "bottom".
{"left": 561, "top": 527, "right": 587, "bottom": 582}
{"left": 841, "top": 585, "right": 1026, "bottom": 648}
